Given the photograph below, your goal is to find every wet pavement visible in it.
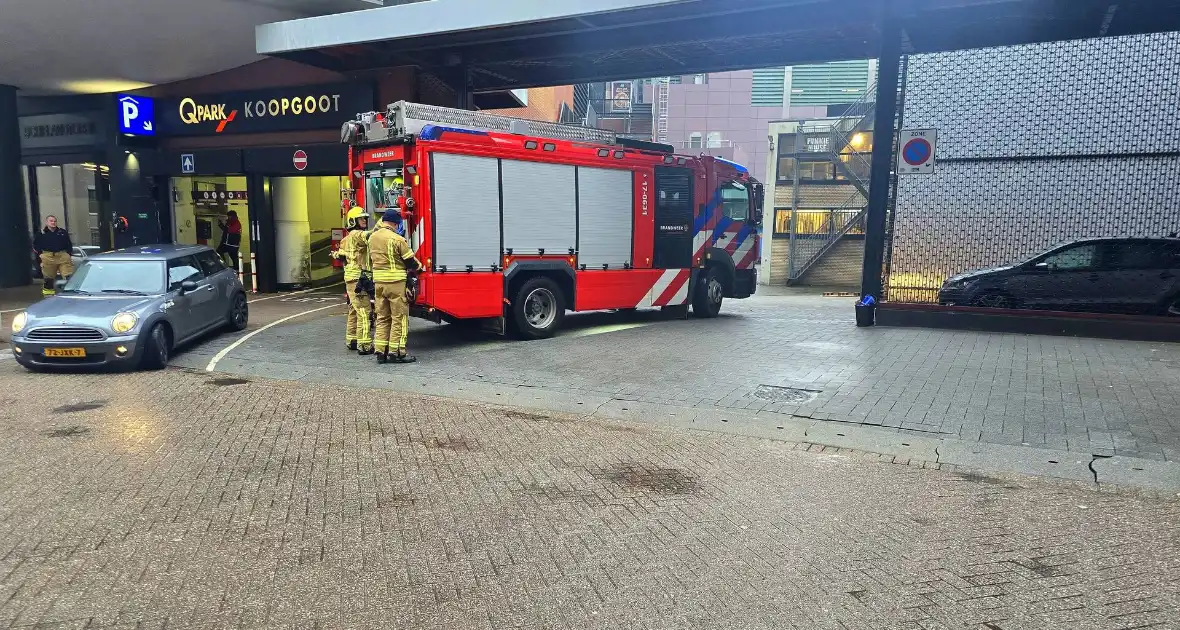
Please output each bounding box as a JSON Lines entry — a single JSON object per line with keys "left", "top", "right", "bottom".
{"left": 0, "top": 368, "right": 1177, "bottom": 629}
{"left": 161, "top": 290, "right": 1180, "bottom": 486}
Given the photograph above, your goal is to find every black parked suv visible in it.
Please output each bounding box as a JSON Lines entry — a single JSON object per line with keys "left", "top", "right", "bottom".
{"left": 938, "top": 237, "right": 1180, "bottom": 316}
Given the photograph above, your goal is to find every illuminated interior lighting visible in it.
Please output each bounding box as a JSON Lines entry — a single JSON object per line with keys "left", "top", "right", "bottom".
{"left": 55, "top": 78, "right": 153, "bottom": 94}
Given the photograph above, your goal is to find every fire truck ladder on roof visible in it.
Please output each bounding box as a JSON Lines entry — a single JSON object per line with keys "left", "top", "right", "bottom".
{"left": 357, "top": 101, "right": 620, "bottom": 145}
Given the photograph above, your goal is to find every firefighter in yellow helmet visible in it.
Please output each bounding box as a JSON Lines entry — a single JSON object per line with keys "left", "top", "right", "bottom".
{"left": 368, "top": 208, "right": 420, "bottom": 364}
{"left": 332, "top": 207, "right": 374, "bottom": 354}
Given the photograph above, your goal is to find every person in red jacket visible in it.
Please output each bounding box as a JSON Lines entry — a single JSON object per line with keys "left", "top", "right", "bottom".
{"left": 217, "top": 211, "right": 242, "bottom": 269}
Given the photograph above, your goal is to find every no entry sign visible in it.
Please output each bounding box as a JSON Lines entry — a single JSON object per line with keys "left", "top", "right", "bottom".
{"left": 897, "top": 129, "right": 937, "bottom": 174}
{"left": 292, "top": 149, "right": 308, "bottom": 171}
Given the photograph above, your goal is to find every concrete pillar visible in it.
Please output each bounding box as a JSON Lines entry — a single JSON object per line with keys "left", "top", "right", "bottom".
{"left": 0, "top": 85, "right": 32, "bottom": 287}
{"left": 272, "top": 177, "right": 312, "bottom": 287}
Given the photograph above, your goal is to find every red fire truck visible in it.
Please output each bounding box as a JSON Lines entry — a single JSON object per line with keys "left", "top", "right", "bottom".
{"left": 340, "top": 102, "right": 763, "bottom": 339}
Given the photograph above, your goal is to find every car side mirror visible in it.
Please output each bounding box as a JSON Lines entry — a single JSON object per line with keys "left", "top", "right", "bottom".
{"left": 1034, "top": 262, "right": 1050, "bottom": 270}
{"left": 180, "top": 280, "right": 199, "bottom": 294}
{"left": 54, "top": 279, "right": 67, "bottom": 289}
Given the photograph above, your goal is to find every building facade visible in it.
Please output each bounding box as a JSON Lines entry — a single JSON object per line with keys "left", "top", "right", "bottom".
{"left": 14, "top": 60, "right": 478, "bottom": 292}
{"left": 885, "top": 32, "right": 1180, "bottom": 308}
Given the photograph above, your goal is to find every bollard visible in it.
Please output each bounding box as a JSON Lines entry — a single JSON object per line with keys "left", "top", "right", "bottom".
{"left": 249, "top": 252, "right": 258, "bottom": 293}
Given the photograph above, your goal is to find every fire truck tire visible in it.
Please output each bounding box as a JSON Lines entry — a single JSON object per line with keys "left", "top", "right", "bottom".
{"left": 692, "top": 268, "right": 724, "bottom": 318}
{"left": 511, "top": 277, "right": 566, "bottom": 340}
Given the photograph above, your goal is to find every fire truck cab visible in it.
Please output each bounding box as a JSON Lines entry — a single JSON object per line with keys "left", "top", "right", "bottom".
{"left": 341, "top": 102, "right": 763, "bottom": 339}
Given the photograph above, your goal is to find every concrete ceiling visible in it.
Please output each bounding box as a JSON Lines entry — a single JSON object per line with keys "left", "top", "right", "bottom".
{"left": 0, "top": 0, "right": 412, "bottom": 94}
{"left": 258, "top": 0, "right": 1180, "bottom": 91}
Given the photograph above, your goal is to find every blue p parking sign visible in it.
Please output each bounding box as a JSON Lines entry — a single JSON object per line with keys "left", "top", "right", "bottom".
{"left": 117, "top": 94, "right": 155, "bottom": 136}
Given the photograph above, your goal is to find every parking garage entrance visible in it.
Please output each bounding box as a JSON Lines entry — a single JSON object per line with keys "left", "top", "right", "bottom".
{"left": 157, "top": 144, "right": 350, "bottom": 292}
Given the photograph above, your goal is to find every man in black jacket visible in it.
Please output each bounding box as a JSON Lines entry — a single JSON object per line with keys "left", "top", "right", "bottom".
{"left": 33, "top": 215, "right": 73, "bottom": 296}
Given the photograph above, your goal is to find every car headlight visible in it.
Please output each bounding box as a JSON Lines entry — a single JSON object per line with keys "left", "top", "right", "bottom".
{"left": 111, "top": 312, "right": 139, "bottom": 334}
{"left": 10, "top": 312, "right": 27, "bottom": 333}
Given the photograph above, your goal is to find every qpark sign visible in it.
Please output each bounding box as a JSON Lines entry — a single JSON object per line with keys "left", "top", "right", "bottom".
{"left": 158, "top": 83, "right": 373, "bottom": 136}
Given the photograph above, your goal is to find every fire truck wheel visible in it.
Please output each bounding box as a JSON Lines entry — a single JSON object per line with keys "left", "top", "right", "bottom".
{"left": 692, "top": 268, "right": 724, "bottom": 318}
{"left": 512, "top": 277, "right": 565, "bottom": 340}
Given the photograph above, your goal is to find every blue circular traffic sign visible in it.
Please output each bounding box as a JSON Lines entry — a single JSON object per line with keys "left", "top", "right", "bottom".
{"left": 902, "top": 138, "right": 932, "bottom": 165}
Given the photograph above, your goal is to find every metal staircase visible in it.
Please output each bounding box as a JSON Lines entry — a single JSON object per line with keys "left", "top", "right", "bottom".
{"left": 786, "top": 83, "right": 878, "bottom": 284}
{"left": 786, "top": 77, "right": 907, "bottom": 285}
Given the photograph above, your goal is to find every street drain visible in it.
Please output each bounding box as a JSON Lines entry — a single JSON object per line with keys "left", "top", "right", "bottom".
{"left": 753, "top": 385, "right": 820, "bottom": 404}
{"left": 210, "top": 377, "right": 250, "bottom": 387}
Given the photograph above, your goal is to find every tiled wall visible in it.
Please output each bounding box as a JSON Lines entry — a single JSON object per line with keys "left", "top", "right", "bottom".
{"left": 665, "top": 71, "right": 779, "bottom": 183}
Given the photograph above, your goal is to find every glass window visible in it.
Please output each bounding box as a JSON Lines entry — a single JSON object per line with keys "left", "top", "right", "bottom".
{"left": 1041, "top": 243, "right": 1100, "bottom": 270}
{"left": 31, "top": 163, "right": 109, "bottom": 249}
{"left": 22, "top": 168, "right": 33, "bottom": 242}
{"left": 364, "top": 166, "right": 405, "bottom": 217}
{"left": 62, "top": 164, "right": 98, "bottom": 247}
{"left": 168, "top": 256, "right": 203, "bottom": 290}
{"left": 195, "top": 250, "right": 226, "bottom": 276}
{"left": 706, "top": 132, "right": 723, "bottom": 149}
{"left": 720, "top": 180, "right": 749, "bottom": 221}
{"left": 798, "top": 161, "right": 834, "bottom": 181}
{"left": 688, "top": 133, "right": 703, "bottom": 149}
{"left": 777, "top": 157, "right": 796, "bottom": 181}
{"left": 844, "top": 132, "right": 873, "bottom": 153}
{"left": 1107, "top": 242, "right": 1159, "bottom": 270}
{"left": 776, "top": 133, "right": 798, "bottom": 155}
{"left": 34, "top": 166, "right": 65, "bottom": 234}
{"left": 64, "top": 260, "right": 165, "bottom": 295}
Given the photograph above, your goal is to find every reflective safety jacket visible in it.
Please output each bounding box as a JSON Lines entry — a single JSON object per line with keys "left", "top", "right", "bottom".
{"left": 336, "top": 229, "right": 370, "bottom": 281}
{"left": 368, "top": 224, "right": 416, "bottom": 283}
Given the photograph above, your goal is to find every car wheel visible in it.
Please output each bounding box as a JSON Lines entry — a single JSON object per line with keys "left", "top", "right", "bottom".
{"left": 973, "top": 292, "right": 1014, "bottom": 309}
{"left": 140, "top": 323, "right": 171, "bottom": 370}
{"left": 691, "top": 268, "right": 724, "bottom": 318}
{"left": 227, "top": 293, "right": 249, "bottom": 331}
{"left": 512, "top": 277, "right": 565, "bottom": 340}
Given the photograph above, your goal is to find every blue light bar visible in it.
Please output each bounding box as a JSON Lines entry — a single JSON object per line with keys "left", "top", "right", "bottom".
{"left": 714, "top": 157, "right": 748, "bottom": 175}
{"left": 419, "top": 124, "right": 489, "bottom": 140}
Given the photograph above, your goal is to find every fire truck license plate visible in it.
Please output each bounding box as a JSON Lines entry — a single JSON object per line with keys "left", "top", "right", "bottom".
{"left": 44, "top": 347, "right": 86, "bottom": 358}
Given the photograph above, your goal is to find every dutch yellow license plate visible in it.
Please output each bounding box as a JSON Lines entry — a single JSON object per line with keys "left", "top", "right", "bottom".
{"left": 44, "top": 347, "right": 86, "bottom": 358}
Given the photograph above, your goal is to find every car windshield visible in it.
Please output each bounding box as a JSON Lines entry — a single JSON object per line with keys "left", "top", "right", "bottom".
{"left": 62, "top": 260, "right": 165, "bottom": 295}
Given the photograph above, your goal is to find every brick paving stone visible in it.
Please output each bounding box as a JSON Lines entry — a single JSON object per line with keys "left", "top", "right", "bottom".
{"left": 168, "top": 292, "right": 1180, "bottom": 461}
{"left": 0, "top": 368, "right": 1177, "bottom": 628}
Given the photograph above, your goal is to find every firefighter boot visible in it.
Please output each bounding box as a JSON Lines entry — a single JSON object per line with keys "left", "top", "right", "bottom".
{"left": 348, "top": 340, "right": 357, "bottom": 352}
{"left": 376, "top": 352, "right": 389, "bottom": 365}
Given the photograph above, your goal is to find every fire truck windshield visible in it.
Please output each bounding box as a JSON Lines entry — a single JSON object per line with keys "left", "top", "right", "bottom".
{"left": 364, "top": 164, "right": 405, "bottom": 217}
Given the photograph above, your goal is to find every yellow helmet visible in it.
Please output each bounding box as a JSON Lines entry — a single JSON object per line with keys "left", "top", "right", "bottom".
{"left": 345, "top": 206, "right": 369, "bottom": 229}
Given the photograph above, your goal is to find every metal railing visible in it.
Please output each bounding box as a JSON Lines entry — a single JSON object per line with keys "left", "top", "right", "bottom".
{"left": 782, "top": 83, "right": 876, "bottom": 284}
{"left": 676, "top": 139, "right": 736, "bottom": 149}
{"left": 786, "top": 186, "right": 868, "bottom": 283}
{"left": 775, "top": 209, "right": 865, "bottom": 236}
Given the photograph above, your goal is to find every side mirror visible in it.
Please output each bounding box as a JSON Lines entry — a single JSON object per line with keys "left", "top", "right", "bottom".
{"left": 1034, "top": 262, "right": 1051, "bottom": 271}
{"left": 751, "top": 183, "right": 765, "bottom": 225}
{"left": 180, "top": 280, "right": 199, "bottom": 294}
{"left": 55, "top": 279, "right": 67, "bottom": 289}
